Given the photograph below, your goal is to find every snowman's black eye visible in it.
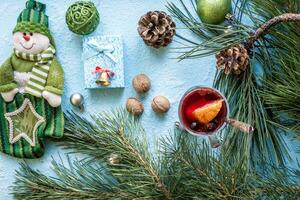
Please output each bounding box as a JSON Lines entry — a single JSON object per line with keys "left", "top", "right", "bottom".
{"left": 23, "top": 33, "right": 26, "bottom": 36}
{"left": 29, "top": 32, "right": 33, "bottom": 36}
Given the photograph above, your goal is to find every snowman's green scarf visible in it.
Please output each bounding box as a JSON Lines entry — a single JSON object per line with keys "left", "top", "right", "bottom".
{"left": 14, "top": 45, "right": 55, "bottom": 98}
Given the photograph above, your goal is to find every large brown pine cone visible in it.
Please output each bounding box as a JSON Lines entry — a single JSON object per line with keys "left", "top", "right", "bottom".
{"left": 138, "top": 11, "right": 176, "bottom": 48}
{"left": 216, "top": 44, "right": 249, "bottom": 75}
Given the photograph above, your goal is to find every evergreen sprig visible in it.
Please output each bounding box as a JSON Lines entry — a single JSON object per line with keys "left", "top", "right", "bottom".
{"left": 61, "top": 110, "right": 173, "bottom": 200}
{"left": 13, "top": 160, "right": 124, "bottom": 200}
{"left": 167, "top": 0, "right": 252, "bottom": 60}
{"left": 12, "top": 110, "right": 300, "bottom": 199}
{"left": 250, "top": 0, "right": 300, "bottom": 140}
{"left": 214, "top": 67, "right": 289, "bottom": 166}
{"left": 166, "top": 0, "right": 300, "bottom": 166}
{"left": 160, "top": 130, "right": 300, "bottom": 199}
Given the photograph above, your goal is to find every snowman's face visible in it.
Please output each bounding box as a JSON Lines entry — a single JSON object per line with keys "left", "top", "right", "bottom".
{"left": 13, "top": 32, "right": 50, "bottom": 54}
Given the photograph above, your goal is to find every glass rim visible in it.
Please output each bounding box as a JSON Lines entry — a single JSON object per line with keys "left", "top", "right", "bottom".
{"left": 178, "top": 86, "right": 229, "bottom": 136}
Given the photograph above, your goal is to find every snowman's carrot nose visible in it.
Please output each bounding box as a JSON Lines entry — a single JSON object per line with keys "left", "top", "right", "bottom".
{"left": 23, "top": 35, "right": 30, "bottom": 41}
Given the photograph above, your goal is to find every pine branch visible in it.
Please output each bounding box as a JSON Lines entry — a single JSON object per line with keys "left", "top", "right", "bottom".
{"left": 167, "top": 0, "right": 252, "bottom": 59}
{"left": 12, "top": 159, "right": 133, "bottom": 200}
{"left": 60, "top": 110, "right": 173, "bottom": 200}
{"left": 166, "top": 0, "right": 292, "bottom": 167}
{"left": 248, "top": 0, "right": 300, "bottom": 141}
{"left": 118, "top": 128, "right": 173, "bottom": 200}
{"left": 245, "top": 13, "right": 300, "bottom": 49}
{"left": 12, "top": 109, "right": 300, "bottom": 199}
{"left": 159, "top": 129, "right": 300, "bottom": 199}
{"left": 214, "top": 65, "right": 290, "bottom": 166}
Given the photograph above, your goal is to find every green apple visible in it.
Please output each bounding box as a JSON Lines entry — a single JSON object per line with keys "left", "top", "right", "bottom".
{"left": 197, "top": 0, "right": 232, "bottom": 24}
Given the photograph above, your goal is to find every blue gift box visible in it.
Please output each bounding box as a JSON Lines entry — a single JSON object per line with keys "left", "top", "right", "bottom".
{"left": 82, "top": 35, "right": 125, "bottom": 89}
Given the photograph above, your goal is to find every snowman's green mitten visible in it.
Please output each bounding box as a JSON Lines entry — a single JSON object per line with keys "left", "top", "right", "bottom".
{"left": 0, "top": 58, "right": 17, "bottom": 93}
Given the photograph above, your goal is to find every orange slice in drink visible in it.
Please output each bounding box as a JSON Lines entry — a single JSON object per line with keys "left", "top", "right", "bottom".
{"left": 192, "top": 99, "right": 224, "bottom": 124}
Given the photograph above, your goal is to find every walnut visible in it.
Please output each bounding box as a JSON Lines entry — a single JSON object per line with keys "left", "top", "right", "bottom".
{"left": 126, "top": 97, "right": 144, "bottom": 116}
{"left": 132, "top": 74, "right": 151, "bottom": 93}
{"left": 151, "top": 96, "right": 170, "bottom": 113}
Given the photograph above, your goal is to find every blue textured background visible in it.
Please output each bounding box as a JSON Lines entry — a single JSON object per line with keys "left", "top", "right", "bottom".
{"left": 0, "top": 1, "right": 298, "bottom": 199}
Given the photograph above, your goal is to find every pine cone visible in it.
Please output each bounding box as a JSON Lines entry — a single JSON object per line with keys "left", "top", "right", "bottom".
{"left": 216, "top": 44, "right": 249, "bottom": 75}
{"left": 138, "top": 11, "right": 176, "bottom": 48}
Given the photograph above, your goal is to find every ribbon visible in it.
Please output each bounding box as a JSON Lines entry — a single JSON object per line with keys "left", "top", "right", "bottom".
{"left": 87, "top": 38, "right": 117, "bottom": 63}
{"left": 93, "top": 66, "right": 115, "bottom": 78}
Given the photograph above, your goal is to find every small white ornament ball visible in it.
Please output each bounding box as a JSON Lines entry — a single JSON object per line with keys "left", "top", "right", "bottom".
{"left": 70, "top": 93, "right": 84, "bottom": 110}
{"left": 107, "top": 153, "right": 121, "bottom": 165}
{"left": 13, "top": 32, "right": 50, "bottom": 54}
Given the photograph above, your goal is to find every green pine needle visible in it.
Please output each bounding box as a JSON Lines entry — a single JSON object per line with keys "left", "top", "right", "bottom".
{"left": 13, "top": 160, "right": 123, "bottom": 200}
{"left": 11, "top": 110, "right": 300, "bottom": 199}
{"left": 166, "top": 0, "right": 252, "bottom": 60}
{"left": 249, "top": 0, "right": 300, "bottom": 141}
{"left": 60, "top": 110, "right": 173, "bottom": 200}
{"left": 214, "top": 67, "right": 290, "bottom": 166}
{"left": 166, "top": 0, "right": 299, "bottom": 166}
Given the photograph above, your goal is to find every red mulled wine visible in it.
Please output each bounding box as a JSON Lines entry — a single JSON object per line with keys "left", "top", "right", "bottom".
{"left": 179, "top": 87, "right": 228, "bottom": 134}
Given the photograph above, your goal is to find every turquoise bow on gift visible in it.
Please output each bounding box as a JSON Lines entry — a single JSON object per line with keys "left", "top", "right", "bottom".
{"left": 87, "top": 38, "right": 118, "bottom": 63}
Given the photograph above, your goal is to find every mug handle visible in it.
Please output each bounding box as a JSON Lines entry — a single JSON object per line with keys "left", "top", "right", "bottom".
{"left": 175, "top": 121, "right": 184, "bottom": 130}
{"left": 226, "top": 118, "right": 254, "bottom": 133}
{"left": 208, "top": 135, "right": 221, "bottom": 148}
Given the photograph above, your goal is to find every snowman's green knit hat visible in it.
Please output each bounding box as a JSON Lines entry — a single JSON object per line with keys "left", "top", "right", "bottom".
{"left": 13, "top": 0, "right": 55, "bottom": 46}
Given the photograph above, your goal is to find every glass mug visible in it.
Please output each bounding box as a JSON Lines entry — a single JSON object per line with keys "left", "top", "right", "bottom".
{"left": 176, "top": 86, "right": 254, "bottom": 147}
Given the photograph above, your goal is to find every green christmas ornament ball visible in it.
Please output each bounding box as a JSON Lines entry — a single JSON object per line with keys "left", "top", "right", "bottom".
{"left": 66, "top": 1, "right": 100, "bottom": 35}
{"left": 197, "top": 0, "right": 232, "bottom": 25}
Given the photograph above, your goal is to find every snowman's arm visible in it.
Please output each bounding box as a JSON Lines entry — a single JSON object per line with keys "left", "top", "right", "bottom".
{"left": 0, "top": 57, "right": 17, "bottom": 93}
{"left": 44, "top": 58, "right": 64, "bottom": 96}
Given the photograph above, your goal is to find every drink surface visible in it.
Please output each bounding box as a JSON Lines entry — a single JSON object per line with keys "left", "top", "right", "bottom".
{"left": 180, "top": 87, "right": 228, "bottom": 134}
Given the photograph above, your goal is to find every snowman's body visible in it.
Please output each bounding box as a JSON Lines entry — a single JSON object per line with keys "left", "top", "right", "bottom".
{"left": 14, "top": 71, "right": 32, "bottom": 93}
{"left": 0, "top": 0, "right": 65, "bottom": 159}
{"left": 12, "top": 32, "right": 44, "bottom": 93}
{"left": 1, "top": 32, "right": 62, "bottom": 107}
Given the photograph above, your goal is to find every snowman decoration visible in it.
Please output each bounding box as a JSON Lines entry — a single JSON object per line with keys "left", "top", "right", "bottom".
{"left": 0, "top": 0, "right": 64, "bottom": 159}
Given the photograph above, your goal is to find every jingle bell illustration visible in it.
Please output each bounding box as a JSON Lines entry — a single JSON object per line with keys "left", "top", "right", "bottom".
{"left": 93, "top": 66, "right": 115, "bottom": 86}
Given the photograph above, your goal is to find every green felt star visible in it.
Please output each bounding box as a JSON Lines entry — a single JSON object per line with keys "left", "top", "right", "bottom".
{"left": 5, "top": 98, "right": 45, "bottom": 147}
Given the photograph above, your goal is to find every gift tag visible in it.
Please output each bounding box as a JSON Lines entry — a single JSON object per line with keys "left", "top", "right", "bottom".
{"left": 82, "top": 35, "right": 125, "bottom": 89}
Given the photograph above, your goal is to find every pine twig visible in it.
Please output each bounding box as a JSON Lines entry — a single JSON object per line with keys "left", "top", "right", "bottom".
{"left": 160, "top": 130, "right": 300, "bottom": 199}
{"left": 166, "top": 0, "right": 297, "bottom": 167}
{"left": 118, "top": 128, "right": 173, "bottom": 200}
{"left": 245, "top": 13, "right": 300, "bottom": 49}
{"left": 59, "top": 110, "right": 173, "bottom": 200}
{"left": 12, "top": 160, "right": 135, "bottom": 200}
{"left": 12, "top": 111, "right": 300, "bottom": 199}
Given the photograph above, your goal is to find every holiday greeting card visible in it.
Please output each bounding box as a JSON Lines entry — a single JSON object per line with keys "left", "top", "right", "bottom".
{"left": 82, "top": 35, "right": 125, "bottom": 89}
